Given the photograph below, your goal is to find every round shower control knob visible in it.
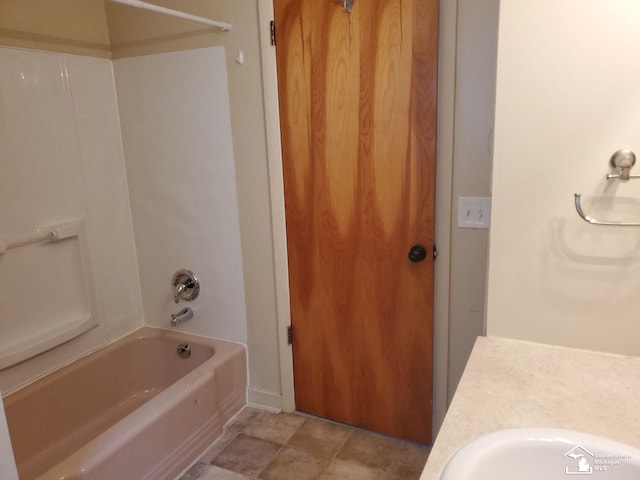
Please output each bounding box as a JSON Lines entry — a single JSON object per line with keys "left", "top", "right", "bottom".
{"left": 172, "top": 269, "right": 200, "bottom": 303}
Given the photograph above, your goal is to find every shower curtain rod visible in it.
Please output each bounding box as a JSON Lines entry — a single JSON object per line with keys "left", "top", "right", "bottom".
{"left": 108, "top": 0, "right": 232, "bottom": 31}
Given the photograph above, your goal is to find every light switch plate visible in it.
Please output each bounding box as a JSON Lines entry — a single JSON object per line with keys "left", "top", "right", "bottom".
{"left": 457, "top": 197, "right": 491, "bottom": 229}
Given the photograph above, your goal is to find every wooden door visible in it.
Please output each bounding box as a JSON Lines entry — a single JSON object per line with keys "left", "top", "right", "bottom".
{"left": 274, "top": 0, "right": 437, "bottom": 444}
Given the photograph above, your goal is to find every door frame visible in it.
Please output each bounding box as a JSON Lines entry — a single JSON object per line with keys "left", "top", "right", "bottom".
{"left": 256, "top": 0, "right": 456, "bottom": 437}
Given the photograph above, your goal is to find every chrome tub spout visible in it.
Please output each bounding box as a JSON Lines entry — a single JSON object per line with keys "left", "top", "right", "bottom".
{"left": 171, "top": 307, "right": 193, "bottom": 327}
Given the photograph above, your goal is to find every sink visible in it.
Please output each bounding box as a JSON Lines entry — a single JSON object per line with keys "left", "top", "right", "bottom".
{"left": 439, "top": 428, "right": 640, "bottom": 479}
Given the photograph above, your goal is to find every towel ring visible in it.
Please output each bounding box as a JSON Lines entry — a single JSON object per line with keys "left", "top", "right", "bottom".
{"left": 574, "top": 193, "right": 640, "bottom": 227}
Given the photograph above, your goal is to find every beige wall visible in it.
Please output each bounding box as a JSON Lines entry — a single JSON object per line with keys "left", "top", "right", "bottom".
{"left": 488, "top": 0, "right": 640, "bottom": 355}
{"left": 447, "top": 0, "right": 498, "bottom": 400}
{"left": 0, "top": 0, "right": 111, "bottom": 58}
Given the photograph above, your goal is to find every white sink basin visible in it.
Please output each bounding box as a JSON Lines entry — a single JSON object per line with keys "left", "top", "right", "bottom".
{"left": 440, "top": 428, "right": 640, "bottom": 479}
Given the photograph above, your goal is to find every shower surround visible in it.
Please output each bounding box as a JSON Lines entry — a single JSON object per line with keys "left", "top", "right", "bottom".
{"left": 0, "top": 44, "right": 248, "bottom": 476}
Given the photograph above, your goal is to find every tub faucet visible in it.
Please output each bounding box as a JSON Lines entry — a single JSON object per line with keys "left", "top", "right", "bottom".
{"left": 171, "top": 307, "right": 193, "bottom": 327}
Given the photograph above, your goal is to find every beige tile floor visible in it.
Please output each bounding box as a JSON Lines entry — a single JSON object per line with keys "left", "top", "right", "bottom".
{"left": 179, "top": 408, "right": 430, "bottom": 480}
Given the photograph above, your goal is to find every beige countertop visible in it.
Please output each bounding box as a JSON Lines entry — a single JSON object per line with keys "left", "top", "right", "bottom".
{"left": 420, "top": 336, "right": 640, "bottom": 480}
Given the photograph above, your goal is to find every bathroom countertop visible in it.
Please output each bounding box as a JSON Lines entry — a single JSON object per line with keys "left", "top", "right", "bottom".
{"left": 420, "top": 336, "right": 640, "bottom": 480}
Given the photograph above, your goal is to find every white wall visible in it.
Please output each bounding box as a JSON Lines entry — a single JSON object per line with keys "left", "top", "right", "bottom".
{"left": 114, "top": 47, "right": 248, "bottom": 343}
{"left": 488, "top": 0, "right": 640, "bottom": 355}
{"left": 65, "top": 54, "right": 145, "bottom": 343}
{"left": 0, "top": 48, "right": 144, "bottom": 392}
{"left": 105, "top": 0, "right": 284, "bottom": 409}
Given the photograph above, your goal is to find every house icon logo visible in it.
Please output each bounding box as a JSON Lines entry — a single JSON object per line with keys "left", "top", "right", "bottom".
{"left": 565, "top": 445, "right": 594, "bottom": 475}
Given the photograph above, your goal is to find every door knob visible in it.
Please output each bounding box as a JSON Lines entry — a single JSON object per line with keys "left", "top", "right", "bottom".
{"left": 408, "top": 245, "right": 427, "bottom": 263}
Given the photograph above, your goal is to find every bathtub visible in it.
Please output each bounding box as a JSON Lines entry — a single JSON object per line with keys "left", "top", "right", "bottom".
{"left": 2, "top": 327, "right": 246, "bottom": 480}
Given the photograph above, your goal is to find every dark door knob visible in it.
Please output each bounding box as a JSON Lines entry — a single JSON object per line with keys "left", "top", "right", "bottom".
{"left": 408, "top": 245, "right": 427, "bottom": 263}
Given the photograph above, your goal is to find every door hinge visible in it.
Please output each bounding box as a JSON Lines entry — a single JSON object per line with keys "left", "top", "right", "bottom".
{"left": 287, "top": 325, "right": 293, "bottom": 345}
{"left": 270, "top": 20, "right": 276, "bottom": 46}
{"left": 433, "top": 245, "right": 438, "bottom": 260}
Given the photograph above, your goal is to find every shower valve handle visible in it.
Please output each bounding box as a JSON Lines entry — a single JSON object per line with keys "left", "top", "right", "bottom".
{"left": 172, "top": 269, "right": 200, "bottom": 303}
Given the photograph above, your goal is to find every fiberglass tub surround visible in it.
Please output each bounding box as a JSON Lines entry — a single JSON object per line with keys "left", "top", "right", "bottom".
{"left": 3, "top": 327, "right": 246, "bottom": 480}
{"left": 0, "top": 40, "right": 250, "bottom": 480}
{"left": 0, "top": 41, "right": 247, "bottom": 384}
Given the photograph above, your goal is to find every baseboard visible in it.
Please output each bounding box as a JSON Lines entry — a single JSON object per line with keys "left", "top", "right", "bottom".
{"left": 247, "top": 386, "right": 284, "bottom": 412}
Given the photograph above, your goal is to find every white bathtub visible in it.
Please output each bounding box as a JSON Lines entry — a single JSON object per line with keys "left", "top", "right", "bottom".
{"left": 2, "top": 327, "right": 246, "bottom": 480}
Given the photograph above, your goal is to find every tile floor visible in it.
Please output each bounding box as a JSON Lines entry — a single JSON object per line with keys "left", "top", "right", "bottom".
{"left": 179, "top": 408, "right": 430, "bottom": 480}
